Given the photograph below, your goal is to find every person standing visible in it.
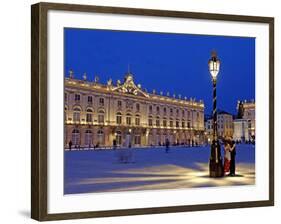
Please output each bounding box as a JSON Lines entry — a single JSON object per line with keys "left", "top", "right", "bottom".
{"left": 165, "top": 138, "right": 170, "bottom": 153}
{"left": 223, "top": 141, "right": 231, "bottom": 175}
{"left": 229, "top": 138, "right": 236, "bottom": 176}
{"left": 68, "top": 140, "right": 72, "bottom": 151}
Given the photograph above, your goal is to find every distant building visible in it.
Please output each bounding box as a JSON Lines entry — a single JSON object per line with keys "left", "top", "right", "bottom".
{"left": 205, "top": 110, "right": 233, "bottom": 143}
{"left": 233, "top": 119, "right": 250, "bottom": 142}
{"left": 64, "top": 70, "right": 205, "bottom": 148}
{"left": 233, "top": 100, "right": 255, "bottom": 142}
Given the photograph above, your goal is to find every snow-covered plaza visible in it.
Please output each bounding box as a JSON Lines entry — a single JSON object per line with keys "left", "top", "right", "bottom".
{"left": 64, "top": 144, "right": 255, "bottom": 194}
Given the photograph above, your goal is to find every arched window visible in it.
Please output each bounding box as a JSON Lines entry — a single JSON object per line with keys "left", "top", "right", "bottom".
{"left": 72, "top": 129, "right": 80, "bottom": 146}
{"left": 97, "top": 129, "right": 104, "bottom": 145}
{"left": 135, "top": 114, "right": 140, "bottom": 126}
{"left": 85, "top": 130, "right": 92, "bottom": 146}
{"left": 116, "top": 112, "right": 122, "bottom": 125}
{"left": 73, "top": 107, "right": 81, "bottom": 122}
{"left": 86, "top": 108, "right": 93, "bottom": 122}
{"left": 98, "top": 110, "right": 105, "bottom": 123}
{"left": 163, "top": 107, "right": 167, "bottom": 115}
{"left": 126, "top": 113, "right": 132, "bottom": 125}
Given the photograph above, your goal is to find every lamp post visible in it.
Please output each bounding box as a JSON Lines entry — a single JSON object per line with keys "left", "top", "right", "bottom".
{"left": 208, "top": 51, "right": 224, "bottom": 177}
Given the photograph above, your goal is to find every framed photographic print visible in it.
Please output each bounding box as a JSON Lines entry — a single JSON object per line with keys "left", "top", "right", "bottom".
{"left": 31, "top": 2, "right": 274, "bottom": 221}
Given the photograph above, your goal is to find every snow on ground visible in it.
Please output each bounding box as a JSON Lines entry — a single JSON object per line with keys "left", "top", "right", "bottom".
{"left": 64, "top": 144, "right": 255, "bottom": 194}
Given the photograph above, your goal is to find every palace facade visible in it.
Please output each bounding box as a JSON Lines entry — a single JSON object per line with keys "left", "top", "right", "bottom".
{"left": 64, "top": 70, "right": 205, "bottom": 149}
{"left": 233, "top": 100, "right": 255, "bottom": 142}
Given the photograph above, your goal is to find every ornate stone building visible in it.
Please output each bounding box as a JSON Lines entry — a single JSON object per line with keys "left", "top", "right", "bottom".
{"left": 204, "top": 110, "right": 234, "bottom": 143}
{"left": 64, "top": 70, "right": 205, "bottom": 149}
{"left": 233, "top": 100, "right": 255, "bottom": 142}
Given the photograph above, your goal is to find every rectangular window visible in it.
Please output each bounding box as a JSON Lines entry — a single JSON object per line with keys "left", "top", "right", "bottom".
{"left": 86, "top": 114, "right": 92, "bottom": 122}
{"left": 135, "top": 117, "right": 140, "bottom": 126}
{"left": 88, "top": 96, "right": 93, "bottom": 103}
{"left": 126, "top": 117, "right": 131, "bottom": 125}
{"left": 170, "top": 120, "right": 173, "bottom": 127}
{"left": 116, "top": 115, "right": 122, "bottom": 125}
{"left": 99, "top": 98, "right": 104, "bottom": 106}
{"left": 156, "top": 119, "right": 160, "bottom": 127}
{"left": 149, "top": 105, "right": 153, "bottom": 113}
{"left": 117, "top": 100, "right": 122, "bottom": 107}
{"left": 163, "top": 120, "right": 167, "bottom": 127}
{"left": 148, "top": 118, "right": 153, "bottom": 126}
{"left": 74, "top": 94, "right": 80, "bottom": 101}
{"left": 73, "top": 112, "right": 80, "bottom": 122}
{"left": 136, "top": 103, "right": 140, "bottom": 112}
{"left": 98, "top": 114, "right": 104, "bottom": 123}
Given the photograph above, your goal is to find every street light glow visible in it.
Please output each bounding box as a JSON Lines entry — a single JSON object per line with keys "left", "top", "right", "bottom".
{"left": 208, "top": 51, "right": 220, "bottom": 80}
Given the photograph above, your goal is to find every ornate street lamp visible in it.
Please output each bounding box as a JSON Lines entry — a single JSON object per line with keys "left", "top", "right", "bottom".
{"left": 208, "top": 51, "right": 224, "bottom": 177}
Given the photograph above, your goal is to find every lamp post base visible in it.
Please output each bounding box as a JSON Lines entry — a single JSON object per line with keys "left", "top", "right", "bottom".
{"left": 209, "top": 160, "right": 224, "bottom": 177}
{"left": 209, "top": 141, "right": 224, "bottom": 177}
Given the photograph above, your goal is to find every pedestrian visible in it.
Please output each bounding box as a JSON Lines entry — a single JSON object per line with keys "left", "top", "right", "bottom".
{"left": 229, "top": 137, "right": 236, "bottom": 176}
{"left": 165, "top": 138, "right": 170, "bottom": 153}
{"left": 223, "top": 141, "right": 231, "bottom": 175}
{"left": 68, "top": 140, "right": 72, "bottom": 151}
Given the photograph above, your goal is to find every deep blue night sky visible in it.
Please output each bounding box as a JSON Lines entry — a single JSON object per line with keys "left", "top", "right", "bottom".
{"left": 64, "top": 28, "right": 255, "bottom": 115}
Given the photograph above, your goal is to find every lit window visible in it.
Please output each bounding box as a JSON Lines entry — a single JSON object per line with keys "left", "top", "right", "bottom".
{"left": 98, "top": 110, "right": 104, "bottom": 123}
{"left": 116, "top": 112, "right": 122, "bottom": 125}
{"left": 126, "top": 114, "right": 132, "bottom": 125}
{"left": 73, "top": 107, "right": 81, "bottom": 122}
{"left": 170, "top": 120, "right": 173, "bottom": 127}
{"left": 163, "top": 119, "right": 167, "bottom": 127}
{"left": 86, "top": 108, "right": 93, "bottom": 122}
{"left": 135, "top": 115, "right": 140, "bottom": 126}
{"left": 156, "top": 116, "right": 160, "bottom": 127}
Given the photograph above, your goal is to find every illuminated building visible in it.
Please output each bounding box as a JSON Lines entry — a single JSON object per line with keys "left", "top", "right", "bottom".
{"left": 64, "top": 70, "right": 205, "bottom": 148}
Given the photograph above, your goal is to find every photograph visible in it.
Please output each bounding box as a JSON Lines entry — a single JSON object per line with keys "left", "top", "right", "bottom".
{"left": 63, "top": 28, "right": 256, "bottom": 194}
